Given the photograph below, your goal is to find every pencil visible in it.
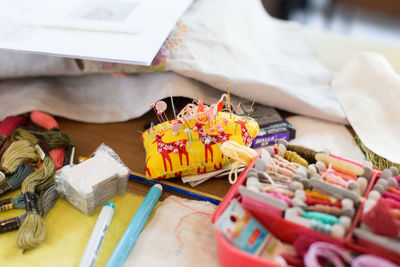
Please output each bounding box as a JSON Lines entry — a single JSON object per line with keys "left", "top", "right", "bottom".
{"left": 129, "top": 172, "right": 222, "bottom": 205}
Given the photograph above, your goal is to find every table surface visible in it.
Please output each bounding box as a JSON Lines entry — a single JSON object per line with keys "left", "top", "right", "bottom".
{"left": 58, "top": 101, "right": 233, "bottom": 201}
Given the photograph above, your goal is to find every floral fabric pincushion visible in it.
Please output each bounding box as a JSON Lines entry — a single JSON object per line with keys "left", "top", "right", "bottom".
{"left": 142, "top": 110, "right": 259, "bottom": 179}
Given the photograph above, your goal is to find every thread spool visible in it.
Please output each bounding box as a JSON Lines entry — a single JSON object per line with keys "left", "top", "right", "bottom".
{"left": 363, "top": 199, "right": 377, "bottom": 213}
{"left": 362, "top": 161, "right": 373, "bottom": 180}
{"left": 286, "top": 144, "right": 317, "bottom": 164}
{"left": 387, "top": 177, "right": 398, "bottom": 188}
{"left": 254, "top": 158, "right": 267, "bottom": 172}
{"left": 341, "top": 198, "right": 355, "bottom": 217}
{"left": 284, "top": 151, "right": 308, "bottom": 167}
{"left": 380, "top": 169, "right": 392, "bottom": 180}
{"left": 315, "top": 153, "right": 363, "bottom": 177}
{"left": 301, "top": 211, "right": 340, "bottom": 225}
{"left": 356, "top": 177, "right": 368, "bottom": 195}
{"left": 373, "top": 183, "right": 385, "bottom": 194}
{"left": 376, "top": 179, "right": 389, "bottom": 191}
{"left": 246, "top": 169, "right": 261, "bottom": 191}
{"left": 339, "top": 216, "right": 352, "bottom": 230}
{"left": 306, "top": 205, "right": 342, "bottom": 216}
{"left": 288, "top": 182, "right": 304, "bottom": 192}
{"left": 389, "top": 166, "right": 399, "bottom": 177}
{"left": 310, "top": 178, "right": 361, "bottom": 204}
{"left": 295, "top": 167, "right": 307, "bottom": 178}
{"left": 277, "top": 139, "right": 288, "bottom": 147}
{"left": 309, "top": 164, "right": 318, "bottom": 174}
{"left": 315, "top": 161, "right": 326, "bottom": 173}
{"left": 368, "top": 190, "right": 381, "bottom": 201}
{"left": 347, "top": 181, "right": 361, "bottom": 195}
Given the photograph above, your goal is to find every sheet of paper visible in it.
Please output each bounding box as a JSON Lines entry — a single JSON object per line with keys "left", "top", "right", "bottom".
{"left": 0, "top": 0, "right": 193, "bottom": 65}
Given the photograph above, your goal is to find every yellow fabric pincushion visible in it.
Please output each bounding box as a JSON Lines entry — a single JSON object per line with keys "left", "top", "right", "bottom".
{"left": 142, "top": 111, "right": 259, "bottom": 179}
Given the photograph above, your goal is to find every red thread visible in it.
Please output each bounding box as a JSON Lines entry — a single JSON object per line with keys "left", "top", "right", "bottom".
{"left": 362, "top": 198, "right": 400, "bottom": 238}
{"left": 174, "top": 211, "right": 211, "bottom": 245}
{"left": 306, "top": 195, "right": 342, "bottom": 208}
{"left": 388, "top": 187, "right": 400, "bottom": 196}
{"left": 30, "top": 110, "right": 59, "bottom": 130}
{"left": 385, "top": 198, "right": 400, "bottom": 209}
{"left": 50, "top": 147, "right": 65, "bottom": 170}
{"left": 0, "top": 116, "right": 27, "bottom": 136}
{"left": 169, "top": 197, "right": 213, "bottom": 245}
{"left": 383, "top": 191, "right": 400, "bottom": 202}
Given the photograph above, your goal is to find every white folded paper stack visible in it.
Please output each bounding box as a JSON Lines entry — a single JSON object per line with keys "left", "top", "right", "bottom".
{"left": 55, "top": 143, "right": 130, "bottom": 215}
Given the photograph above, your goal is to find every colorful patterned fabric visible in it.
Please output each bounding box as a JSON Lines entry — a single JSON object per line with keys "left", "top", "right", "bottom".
{"left": 142, "top": 112, "right": 259, "bottom": 179}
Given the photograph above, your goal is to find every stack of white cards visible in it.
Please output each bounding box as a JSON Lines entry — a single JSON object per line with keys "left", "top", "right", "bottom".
{"left": 55, "top": 144, "right": 129, "bottom": 215}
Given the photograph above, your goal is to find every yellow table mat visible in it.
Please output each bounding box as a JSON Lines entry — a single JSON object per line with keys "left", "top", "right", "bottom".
{"left": 0, "top": 192, "right": 148, "bottom": 267}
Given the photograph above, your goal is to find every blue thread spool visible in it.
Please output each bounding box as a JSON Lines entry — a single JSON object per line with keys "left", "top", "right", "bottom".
{"left": 302, "top": 211, "right": 340, "bottom": 225}
{"left": 310, "top": 220, "right": 332, "bottom": 235}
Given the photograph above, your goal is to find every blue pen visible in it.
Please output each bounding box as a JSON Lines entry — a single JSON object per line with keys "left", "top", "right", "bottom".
{"left": 106, "top": 184, "right": 162, "bottom": 267}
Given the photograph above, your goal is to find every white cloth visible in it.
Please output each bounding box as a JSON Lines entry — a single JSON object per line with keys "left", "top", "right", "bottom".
{"left": 167, "top": 0, "right": 345, "bottom": 123}
{"left": 124, "top": 196, "right": 218, "bottom": 267}
{"left": 286, "top": 115, "right": 365, "bottom": 162}
{"left": 0, "top": 0, "right": 346, "bottom": 124}
{"left": 0, "top": 50, "right": 81, "bottom": 79}
{"left": 332, "top": 52, "right": 400, "bottom": 164}
{"left": 0, "top": 72, "right": 222, "bottom": 123}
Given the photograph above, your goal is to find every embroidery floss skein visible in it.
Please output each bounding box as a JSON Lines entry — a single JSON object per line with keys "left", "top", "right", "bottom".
{"left": 0, "top": 164, "right": 35, "bottom": 196}
{"left": 30, "top": 110, "right": 58, "bottom": 131}
{"left": 0, "top": 186, "right": 58, "bottom": 234}
{"left": 0, "top": 193, "right": 40, "bottom": 212}
{"left": 13, "top": 131, "right": 55, "bottom": 250}
{"left": 220, "top": 140, "right": 258, "bottom": 184}
{"left": 29, "top": 111, "right": 74, "bottom": 167}
{"left": 286, "top": 144, "right": 317, "bottom": 164}
{"left": 0, "top": 116, "right": 28, "bottom": 149}
{"left": 0, "top": 139, "right": 40, "bottom": 183}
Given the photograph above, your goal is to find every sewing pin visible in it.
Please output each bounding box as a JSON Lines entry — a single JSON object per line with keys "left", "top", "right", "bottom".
{"left": 234, "top": 102, "right": 241, "bottom": 135}
{"left": 168, "top": 84, "right": 177, "bottom": 120}
{"left": 150, "top": 102, "right": 162, "bottom": 123}
{"left": 247, "top": 99, "right": 255, "bottom": 117}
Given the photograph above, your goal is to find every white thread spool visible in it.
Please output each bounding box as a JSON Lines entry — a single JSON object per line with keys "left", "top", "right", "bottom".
{"left": 330, "top": 224, "right": 345, "bottom": 239}
{"left": 368, "top": 190, "right": 381, "bottom": 201}
{"left": 295, "top": 189, "right": 306, "bottom": 201}
{"left": 390, "top": 166, "right": 399, "bottom": 176}
{"left": 285, "top": 208, "right": 310, "bottom": 228}
{"left": 356, "top": 177, "right": 368, "bottom": 195}
{"left": 339, "top": 216, "right": 352, "bottom": 230}
{"left": 387, "top": 177, "right": 398, "bottom": 188}
{"left": 376, "top": 179, "right": 389, "bottom": 191}
{"left": 364, "top": 199, "right": 377, "bottom": 213}
{"left": 315, "top": 161, "right": 326, "bottom": 173}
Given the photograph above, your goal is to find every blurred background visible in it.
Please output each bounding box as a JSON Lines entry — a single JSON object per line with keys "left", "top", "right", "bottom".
{"left": 262, "top": 0, "right": 400, "bottom": 48}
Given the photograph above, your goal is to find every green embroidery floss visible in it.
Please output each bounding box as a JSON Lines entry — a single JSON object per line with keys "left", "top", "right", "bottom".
{"left": 354, "top": 136, "right": 400, "bottom": 172}
{"left": 0, "top": 164, "right": 35, "bottom": 197}
{"left": 0, "top": 193, "right": 40, "bottom": 212}
{"left": 0, "top": 139, "right": 40, "bottom": 181}
{"left": 22, "top": 128, "right": 73, "bottom": 149}
{"left": 13, "top": 131, "right": 55, "bottom": 250}
{"left": 0, "top": 186, "right": 57, "bottom": 234}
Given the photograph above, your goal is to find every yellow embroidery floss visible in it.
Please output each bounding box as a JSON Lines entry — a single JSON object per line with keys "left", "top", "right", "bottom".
{"left": 284, "top": 150, "right": 309, "bottom": 167}
{"left": 220, "top": 140, "right": 258, "bottom": 184}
